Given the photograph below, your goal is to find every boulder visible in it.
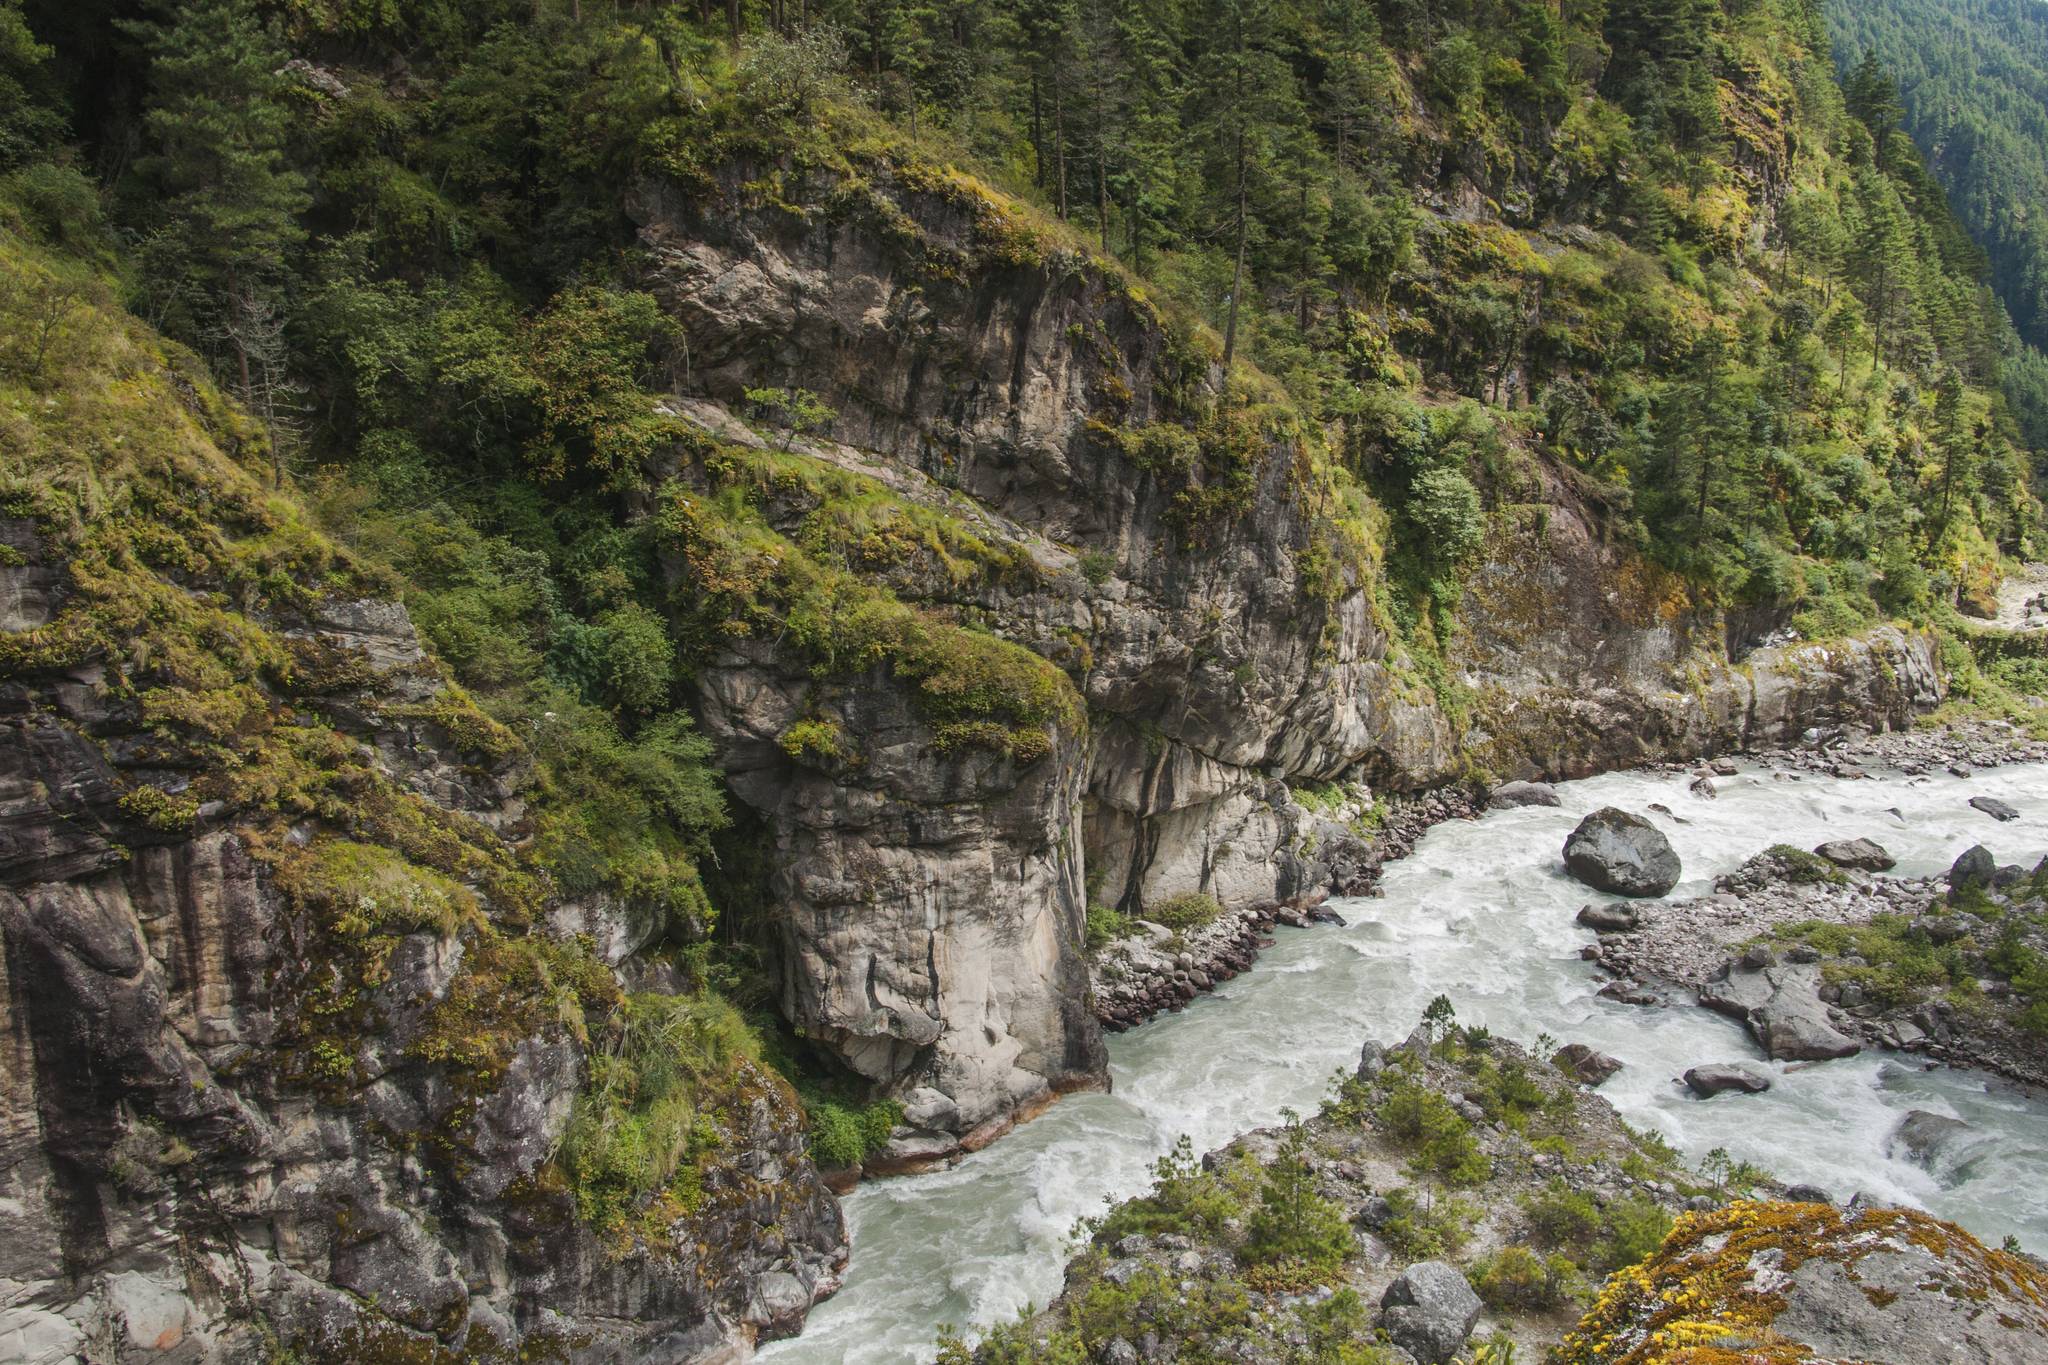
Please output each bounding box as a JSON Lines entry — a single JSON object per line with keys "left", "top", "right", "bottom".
{"left": 1684, "top": 1064, "right": 1772, "bottom": 1097}
{"left": 1577, "top": 902, "right": 1640, "bottom": 932}
{"left": 1889, "top": 1110, "right": 1971, "bottom": 1169}
{"left": 1689, "top": 775, "right": 1717, "bottom": 800}
{"left": 1970, "top": 796, "right": 2020, "bottom": 822}
{"left": 1489, "top": 780, "right": 1560, "bottom": 809}
{"left": 1948, "top": 844, "right": 1997, "bottom": 891}
{"left": 1552, "top": 1043, "right": 1623, "bottom": 1086}
{"left": 1700, "top": 963, "right": 1861, "bottom": 1061}
{"left": 1379, "top": 1260, "right": 1483, "bottom": 1365}
{"left": 1813, "top": 837, "right": 1895, "bottom": 872}
{"left": 1563, "top": 808, "right": 1682, "bottom": 897}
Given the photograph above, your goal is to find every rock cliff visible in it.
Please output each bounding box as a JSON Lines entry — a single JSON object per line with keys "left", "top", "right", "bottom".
{"left": 0, "top": 328, "right": 844, "bottom": 1365}
{"left": 628, "top": 152, "right": 1947, "bottom": 1160}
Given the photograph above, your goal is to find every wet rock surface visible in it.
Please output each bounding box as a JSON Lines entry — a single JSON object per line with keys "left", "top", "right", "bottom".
{"left": 1563, "top": 808, "right": 1682, "bottom": 897}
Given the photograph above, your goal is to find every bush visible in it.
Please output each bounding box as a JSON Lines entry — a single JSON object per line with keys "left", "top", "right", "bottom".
{"left": 1473, "top": 1244, "right": 1579, "bottom": 1311}
{"left": 1242, "top": 1114, "right": 1354, "bottom": 1280}
{"left": 1096, "top": 1135, "right": 1247, "bottom": 1243}
{"left": 1146, "top": 891, "right": 1223, "bottom": 931}
{"left": 1379, "top": 1186, "right": 1475, "bottom": 1258}
{"left": 1523, "top": 1180, "right": 1602, "bottom": 1249}
{"left": 808, "top": 1097, "right": 902, "bottom": 1168}
{"left": 1376, "top": 1080, "right": 1492, "bottom": 1185}
{"left": 1085, "top": 903, "right": 1134, "bottom": 951}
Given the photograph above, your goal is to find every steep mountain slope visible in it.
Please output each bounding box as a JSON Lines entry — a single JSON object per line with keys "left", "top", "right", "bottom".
{"left": 0, "top": 0, "right": 2044, "bottom": 1357}
{"left": 1824, "top": 0, "right": 2048, "bottom": 447}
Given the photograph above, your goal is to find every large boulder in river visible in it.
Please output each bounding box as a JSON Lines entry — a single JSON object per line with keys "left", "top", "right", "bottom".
{"left": 1699, "top": 962, "right": 1861, "bottom": 1061}
{"left": 1563, "top": 808, "right": 1681, "bottom": 897}
{"left": 1889, "top": 1109, "right": 1972, "bottom": 1170}
{"left": 1971, "top": 795, "right": 2021, "bottom": 822}
{"left": 1814, "top": 837, "right": 1895, "bottom": 871}
{"left": 1553, "top": 1043, "right": 1623, "bottom": 1086}
{"left": 1489, "top": 779, "right": 1560, "bottom": 809}
{"left": 1684, "top": 1063, "right": 1771, "bottom": 1097}
{"left": 1555, "top": 1202, "right": 2048, "bottom": 1364}
{"left": 1379, "top": 1260, "right": 1483, "bottom": 1364}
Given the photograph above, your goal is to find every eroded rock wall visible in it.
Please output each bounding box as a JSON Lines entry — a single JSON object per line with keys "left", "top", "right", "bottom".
{"left": 0, "top": 522, "right": 846, "bottom": 1363}
{"left": 632, "top": 164, "right": 1945, "bottom": 1156}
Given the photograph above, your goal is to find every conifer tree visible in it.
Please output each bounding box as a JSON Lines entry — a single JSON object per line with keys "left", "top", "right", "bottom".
{"left": 128, "top": 0, "right": 309, "bottom": 442}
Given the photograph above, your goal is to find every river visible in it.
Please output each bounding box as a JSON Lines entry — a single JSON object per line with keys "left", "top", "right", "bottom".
{"left": 758, "top": 758, "right": 2048, "bottom": 1363}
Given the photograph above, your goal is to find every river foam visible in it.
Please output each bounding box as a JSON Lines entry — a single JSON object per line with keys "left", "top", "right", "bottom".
{"left": 760, "top": 759, "right": 2048, "bottom": 1364}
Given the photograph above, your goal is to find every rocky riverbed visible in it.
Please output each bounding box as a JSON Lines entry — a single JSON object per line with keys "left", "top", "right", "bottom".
{"left": 1588, "top": 835, "right": 2048, "bottom": 1089}
{"left": 944, "top": 1017, "right": 2048, "bottom": 1364}
{"left": 1090, "top": 788, "right": 1483, "bottom": 1032}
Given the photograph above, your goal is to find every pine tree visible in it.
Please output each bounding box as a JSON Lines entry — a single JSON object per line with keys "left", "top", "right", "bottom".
{"left": 128, "top": 0, "right": 309, "bottom": 444}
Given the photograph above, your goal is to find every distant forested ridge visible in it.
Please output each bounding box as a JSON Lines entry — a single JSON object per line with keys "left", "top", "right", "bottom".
{"left": 1826, "top": 0, "right": 2048, "bottom": 440}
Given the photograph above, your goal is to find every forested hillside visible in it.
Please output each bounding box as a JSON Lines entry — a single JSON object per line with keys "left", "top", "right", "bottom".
{"left": 1827, "top": 0, "right": 2048, "bottom": 387}
{"left": 2, "top": 0, "right": 2046, "bottom": 1356}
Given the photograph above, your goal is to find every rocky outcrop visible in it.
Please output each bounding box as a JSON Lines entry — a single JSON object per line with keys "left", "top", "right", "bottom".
{"left": 1700, "top": 961, "right": 1862, "bottom": 1061}
{"left": 1564, "top": 809, "right": 1682, "bottom": 897}
{"left": 2, "top": 509, "right": 844, "bottom": 1362}
{"left": 1556, "top": 1201, "right": 2048, "bottom": 1364}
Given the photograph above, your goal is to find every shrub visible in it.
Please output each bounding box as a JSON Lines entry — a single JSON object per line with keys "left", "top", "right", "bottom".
{"left": 1379, "top": 1186, "right": 1475, "bottom": 1258}
{"left": 1085, "top": 903, "right": 1134, "bottom": 951}
{"left": 1243, "top": 1113, "right": 1354, "bottom": 1280}
{"left": 1524, "top": 1179, "right": 1602, "bottom": 1249}
{"left": 1096, "top": 1135, "right": 1247, "bottom": 1243}
{"left": 1473, "top": 1244, "right": 1580, "bottom": 1311}
{"left": 808, "top": 1097, "right": 901, "bottom": 1168}
{"left": 1598, "top": 1196, "right": 1673, "bottom": 1271}
{"left": 1146, "top": 891, "right": 1223, "bottom": 931}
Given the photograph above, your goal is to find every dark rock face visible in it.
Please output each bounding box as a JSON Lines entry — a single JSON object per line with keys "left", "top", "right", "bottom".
{"left": 1552, "top": 1043, "right": 1623, "bottom": 1085}
{"left": 1563, "top": 808, "right": 1682, "bottom": 897}
{"left": 1970, "top": 795, "right": 2021, "bottom": 821}
{"left": 1684, "top": 1063, "right": 1772, "bottom": 1096}
{"left": 1889, "top": 1109, "right": 1973, "bottom": 1169}
{"left": 0, "top": 596, "right": 848, "bottom": 1361}
{"left": 1700, "top": 961, "right": 1861, "bottom": 1061}
{"left": 1814, "top": 837, "right": 1896, "bottom": 871}
{"left": 1488, "top": 779, "right": 1560, "bottom": 808}
{"left": 1950, "top": 844, "right": 1998, "bottom": 890}
{"left": 1379, "top": 1260, "right": 1483, "bottom": 1364}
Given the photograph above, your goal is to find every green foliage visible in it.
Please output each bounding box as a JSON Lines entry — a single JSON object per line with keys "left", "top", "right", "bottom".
{"left": 744, "top": 386, "right": 838, "bottom": 448}
{"left": 1774, "top": 914, "right": 1960, "bottom": 1008}
{"left": 1241, "top": 1111, "right": 1353, "bottom": 1281}
{"left": 554, "top": 991, "right": 760, "bottom": 1235}
{"left": 1376, "top": 1078, "right": 1492, "bottom": 1186}
{"left": 1084, "top": 903, "right": 1135, "bottom": 951}
{"left": 1472, "top": 1244, "right": 1581, "bottom": 1312}
{"left": 1095, "top": 1135, "right": 1247, "bottom": 1244}
{"left": 1144, "top": 891, "right": 1223, "bottom": 931}
{"left": 1378, "top": 1185, "right": 1477, "bottom": 1258}
{"left": 807, "top": 1098, "right": 903, "bottom": 1168}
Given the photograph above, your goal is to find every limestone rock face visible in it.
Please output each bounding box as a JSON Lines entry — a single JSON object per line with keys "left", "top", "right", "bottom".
{"left": 1558, "top": 1202, "right": 2048, "bottom": 1364}
{"left": 1564, "top": 808, "right": 1682, "bottom": 897}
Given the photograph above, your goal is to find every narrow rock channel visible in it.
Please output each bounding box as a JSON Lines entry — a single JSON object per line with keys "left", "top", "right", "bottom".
{"left": 760, "top": 758, "right": 2048, "bottom": 1364}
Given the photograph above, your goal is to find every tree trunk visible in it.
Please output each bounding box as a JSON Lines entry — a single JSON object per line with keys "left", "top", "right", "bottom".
{"left": 1224, "top": 128, "right": 1247, "bottom": 367}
